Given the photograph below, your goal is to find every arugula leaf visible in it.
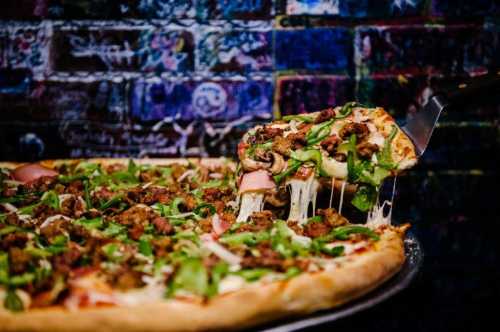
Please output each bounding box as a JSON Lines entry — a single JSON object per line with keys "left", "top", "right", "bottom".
{"left": 9, "top": 273, "right": 35, "bottom": 286}
{"left": 284, "top": 266, "right": 302, "bottom": 279}
{"left": 321, "top": 245, "right": 345, "bottom": 257}
{"left": 377, "top": 125, "right": 399, "bottom": 170}
{"left": 0, "top": 252, "right": 9, "bottom": 284}
{"left": 83, "top": 180, "right": 92, "bottom": 210}
{"left": 282, "top": 114, "right": 315, "bottom": 123}
{"left": 99, "top": 194, "right": 124, "bottom": 210}
{"left": 273, "top": 159, "right": 303, "bottom": 183}
{"left": 170, "top": 258, "right": 208, "bottom": 297}
{"left": 193, "top": 203, "right": 216, "bottom": 217}
{"left": 138, "top": 238, "right": 153, "bottom": 257}
{"left": 40, "top": 191, "right": 59, "bottom": 210}
{"left": 75, "top": 217, "right": 103, "bottom": 230}
{"left": 331, "top": 225, "right": 380, "bottom": 241}
{"left": 220, "top": 231, "right": 269, "bottom": 247}
{"left": 207, "top": 262, "right": 229, "bottom": 297}
{"left": 235, "top": 268, "right": 270, "bottom": 282}
{"left": 351, "top": 185, "right": 378, "bottom": 212}
{"left": 4, "top": 289, "right": 23, "bottom": 312}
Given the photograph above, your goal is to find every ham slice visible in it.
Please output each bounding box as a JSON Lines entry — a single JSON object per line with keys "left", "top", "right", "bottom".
{"left": 238, "top": 170, "right": 275, "bottom": 193}
{"left": 13, "top": 163, "right": 59, "bottom": 183}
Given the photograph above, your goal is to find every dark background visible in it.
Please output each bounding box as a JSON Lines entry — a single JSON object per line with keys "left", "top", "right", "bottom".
{"left": 0, "top": 1, "right": 499, "bottom": 331}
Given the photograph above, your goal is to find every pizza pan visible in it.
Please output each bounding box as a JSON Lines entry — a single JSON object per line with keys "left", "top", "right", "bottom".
{"left": 252, "top": 232, "right": 423, "bottom": 332}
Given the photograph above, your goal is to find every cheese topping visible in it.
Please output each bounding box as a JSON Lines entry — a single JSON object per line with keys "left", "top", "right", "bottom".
{"left": 287, "top": 175, "right": 319, "bottom": 224}
{"left": 236, "top": 192, "right": 265, "bottom": 222}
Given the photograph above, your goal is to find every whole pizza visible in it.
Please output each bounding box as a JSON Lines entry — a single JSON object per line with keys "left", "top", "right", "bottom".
{"left": 0, "top": 103, "right": 417, "bottom": 331}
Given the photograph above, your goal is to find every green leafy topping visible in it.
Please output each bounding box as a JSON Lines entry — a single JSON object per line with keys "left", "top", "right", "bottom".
{"left": 321, "top": 245, "right": 345, "bottom": 257}
{"left": 284, "top": 266, "right": 302, "bottom": 279}
{"left": 102, "top": 223, "right": 127, "bottom": 238}
{"left": 351, "top": 185, "right": 378, "bottom": 212}
{"left": 99, "top": 194, "right": 124, "bottom": 210}
{"left": 193, "top": 203, "right": 216, "bottom": 217}
{"left": 236, "top": 268, "right": 270, "bottom": 282}
{"left": 138, "top": 237, "right": 153, "bottom": 257}
{"left": 207, "top": 262, "right": 229, "bottom": 297}
{"left": 40, "top": 191, "right": 59, "bottom": 210}
{"left": 169, "top": 258, "right": 208, "bottom": 297}
{"left": 271, "top": 220, "right": 310, "bottom": 258}
{"left": 220, "top": 231, "right": 269, "bottom": 247}
{"left": 0, "top": 252, "right": 9, "bottom": 284}
{"left": 331, "top": 225, "right": 380, "bottom": 241}
{"left": 4, "top": 289, "right": 24, "bottom": 312}
{"left": 273, "top": 159, "right": 303, "bottom": 183}
{"left": 282, "top": 114, "right": 315, "bottom": 123}
{"left": 83, "top": 180, "right": 92, "bottom": 210}
{"left": 75, "top": 217, "right": 104, "bottom": 230}
{"left": 377, "top": 125, "right": 399, "bottom": 170}
{"left": 101, "top": 243, "right": 125, "bottom": 262}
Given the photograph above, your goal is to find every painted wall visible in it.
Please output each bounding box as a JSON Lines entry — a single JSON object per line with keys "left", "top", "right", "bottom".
{"left": 0, "top": 0, "right": 499, "bottom": 222}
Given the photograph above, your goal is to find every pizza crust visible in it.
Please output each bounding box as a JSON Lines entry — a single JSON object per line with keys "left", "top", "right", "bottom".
{"left": 0, "top": 229, "right": 405, "bottom": 332}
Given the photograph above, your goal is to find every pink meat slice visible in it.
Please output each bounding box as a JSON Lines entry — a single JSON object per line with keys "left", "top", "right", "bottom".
{"left": 238, "top": 170, "right": 275, "bottom": 193}
{"left": 13, "top": 163, "right": 59, "bottom": 183}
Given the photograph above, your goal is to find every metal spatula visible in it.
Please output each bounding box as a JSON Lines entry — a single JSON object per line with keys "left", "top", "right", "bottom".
{"left": 402, "top": 71, "right": 500, "bottom": 156}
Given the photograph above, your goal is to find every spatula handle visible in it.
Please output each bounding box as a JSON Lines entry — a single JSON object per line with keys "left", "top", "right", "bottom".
{"left": 442, "top": 71, "right": 500, "bottom": 107}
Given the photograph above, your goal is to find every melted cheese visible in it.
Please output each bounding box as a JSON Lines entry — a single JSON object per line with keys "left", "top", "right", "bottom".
{"left": 366, "top": 177, "right": 397, "bottom": 227}
{"left": 338, "top": 181, "right": 346, "bottom": 215}
{"left": 236, "top": 192, "right": 265, "bottom": 222}
{"left": 287, "top": 175, "right": 319, "bottom": 224}
{"left": 329, "top": 178, "right": 335, "bottom": 209}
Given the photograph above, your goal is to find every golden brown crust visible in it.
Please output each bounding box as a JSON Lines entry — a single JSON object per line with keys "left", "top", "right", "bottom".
{"left": 0, "top": 229, "right": 405, "bottom": 332}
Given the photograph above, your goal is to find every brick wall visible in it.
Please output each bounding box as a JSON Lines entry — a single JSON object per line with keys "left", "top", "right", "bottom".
{"left": 0, "top": 0, "right": 499, "bottom": 221}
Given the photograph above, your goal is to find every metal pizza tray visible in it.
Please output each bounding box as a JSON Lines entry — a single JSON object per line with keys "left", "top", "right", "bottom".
{"left": 252, "top": 232, "right": 423, "bottom": 332}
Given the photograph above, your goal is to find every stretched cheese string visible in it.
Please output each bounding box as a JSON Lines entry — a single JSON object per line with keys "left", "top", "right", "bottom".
{"left": 287, "top": 175, "right": 320, "bottom": 224}
{"left": 338, "top": 181, "right": 346, "bottom": 215}
{"left": 366, "top": 176, "right": 397, "bottom": 227}
{"left": 329, "top": 178, "right": 335, "bottom": 209}
{"left": 236, "top": 192, "right": 265, "bottom": 222}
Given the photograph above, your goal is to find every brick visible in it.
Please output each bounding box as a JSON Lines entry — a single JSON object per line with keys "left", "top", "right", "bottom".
{"left": 340, "top": 0, "right": 425, "bottom": 18}
{"left": 46, "top": 0, "right": 196, "bottom": 20}
{"left": 431, "top": 0, "right": 499, "bottom": 17}
{"left": 131, "top": 78, "right": 273, "bottom": 123}
{"left": 52, "top": 28, "right": 194, "bottom": 72}
{"left": 0, "top": 78, "right": 127, "bottom": 123}
{"left": 286, "top": 0, "right": 339, "bottom": 15}
{"left": 355, "top": 25, "right": 499, "bottom": 77}
{"left": 356, "top": 74, "right": 500, "bottom": 121}
{"left": 197, "top": 0, "right": 273, "bottom": 20}
{"left": 6, "top": 24, "right": 51, "bottom": 76}
{"left": 275, "top": 28, "right": 352, "bottom": 73}
{"left": 0, "top": 0, "right": 46, "bottom": 19}
{"left": 276, "top": 75, "right": 354, "bottom": 116}
{"left": 197, "top": 30, "right": 272, "bottom": 73}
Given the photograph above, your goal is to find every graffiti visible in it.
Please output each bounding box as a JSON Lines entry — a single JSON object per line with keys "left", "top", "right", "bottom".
{"left": 131, "top": 79, "right": 273, "bottom": 122}
{"left": 68, "top": 34, "right": 135, "bottom": 70}
{"left": 7, "top": 25, "right": 50, "bottom": 75}
{"left": 138, "top": 29, "right": 194, "bottom": 72}
{"left": 275, "top": 28, "right": 352, "bottom": 72}
{"left": 287, "top": 0, "right": 339, "bottom": 15}
{"left": 197, "top": 0, "right": 272, "bottom": 20}
{"left": 276, "top": 76, "right": 354, "bottom": 116}
{"left": 198, "top": 30, "right": 272, "bottom": 73}
{"left": 355, "top": 26, "right": 499, "bottom": 77}
{"left": 53, "top": 29, "right": 193, "bottom": 72}
{"left": 138, "top": 0, "right": 195, "bottom": 19}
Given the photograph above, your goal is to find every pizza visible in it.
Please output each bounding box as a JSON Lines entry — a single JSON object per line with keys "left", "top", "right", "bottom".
{"left": 237, "top": 102, "right": 417, "bottom": 223}
{"left": 0, "top": 103, "right": 417, "bottom": 332}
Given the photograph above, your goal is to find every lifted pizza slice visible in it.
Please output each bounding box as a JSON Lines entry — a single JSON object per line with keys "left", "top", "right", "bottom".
{"left": 236, "top": 102, "right": 418, "bottom": 224}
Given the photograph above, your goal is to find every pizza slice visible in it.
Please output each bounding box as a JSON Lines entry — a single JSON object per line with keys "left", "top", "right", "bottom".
{"left": 236, "top": 102, "right": 418, "bottom": 225}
